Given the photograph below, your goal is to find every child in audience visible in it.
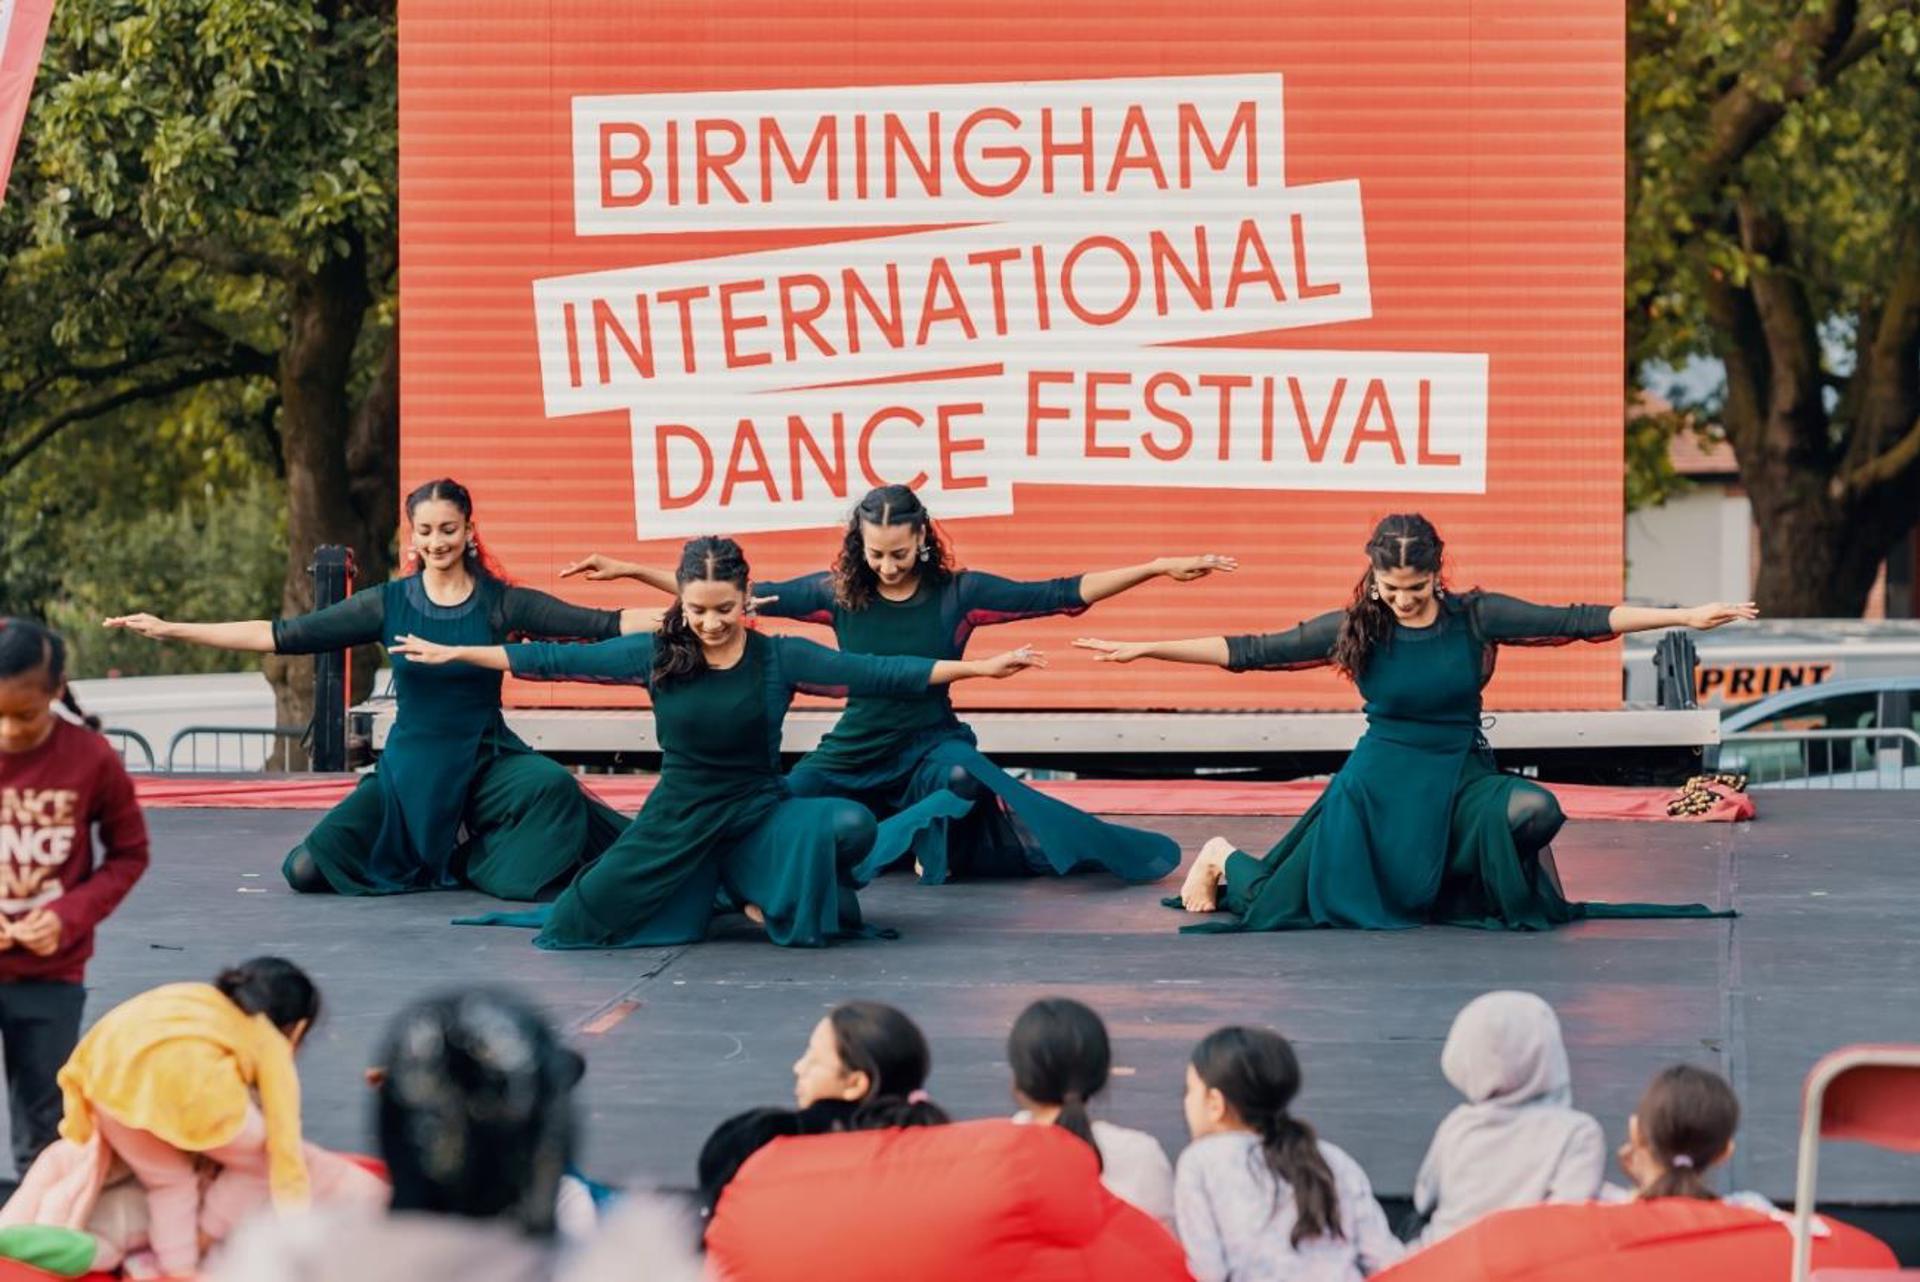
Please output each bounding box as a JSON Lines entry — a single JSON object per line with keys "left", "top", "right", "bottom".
{"left": 1608, "top": 1063, "right": 1771, "bottom": 1210}
{"left": 55, "top": 957, "right": 384, "bottom": 1276}
{"left": 1410, "top": 991, "right": 1604, "bottom": 1243}
{"left": 791, "top": 1000, "right": 949, "bottom": 1127}
{"left": 217, "top": 987, "right": 701, "bottom": 1282}
{"left": 0, "top": 619, "right": 149, "bottom": 1179}
{"left": 699, "top": 1001, "right": 949, "bottom": 1221}
{"left": 1175, "top": 1026, "right": 1401, "bottom": 1282}
{"left": 1007, "top": 997, "right": 1175, "bottom": 1228}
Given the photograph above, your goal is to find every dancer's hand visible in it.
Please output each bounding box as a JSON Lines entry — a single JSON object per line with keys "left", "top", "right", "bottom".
{"left": 1073, "top": 637, "right": 1154, "bottom": 663}
{"left": 390, "top": 634, "right": 460, "bottom": 665}
{"left": 103, "top": 612, "right": 175, "bottom": 640}
{"left": 11, "top": 909, "right": 61, "bottom": 956}
{"left": 0, "top": 918, "right": 13, "bottom": 951}
{"left": 560, "top": 553, "right": 643, "bottom": 581}
{"left": 1156, "top": 554, "right": 1238, "bottom": 582}
{"left": 976, "top": 647, "right": 1047, "bottom": 679}
{"left": 1683, "top": 602, "right": 1758, "bottom": 631}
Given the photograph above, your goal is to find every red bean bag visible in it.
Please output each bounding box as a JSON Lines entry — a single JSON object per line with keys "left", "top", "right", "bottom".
{"left": 1374, "top": 1198, "right": 1896, "bottom": 1282}
{"left": 705, "top": 1119, "right": 1190, "bottom": 1281}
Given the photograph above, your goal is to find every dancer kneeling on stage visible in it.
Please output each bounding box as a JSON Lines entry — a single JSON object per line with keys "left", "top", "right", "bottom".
{"left": 105, "top": 478, "right": 655, "bottom": 901}
{"left": 392, "top": 536, "right": 1043, "bottom": 950}
{"left": 561, "top": 482, "right": 1224, "bottom": 885}
{"left": 1075, "top": 512, "right": 1755, "bottom": 934}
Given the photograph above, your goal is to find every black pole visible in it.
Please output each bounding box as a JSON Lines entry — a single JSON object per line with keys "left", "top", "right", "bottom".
{"left": 1654, "top": 630, "right": 1700, "bottom": 710}
{"left": 309, "top": 546, "right": 356, "bottom": 771}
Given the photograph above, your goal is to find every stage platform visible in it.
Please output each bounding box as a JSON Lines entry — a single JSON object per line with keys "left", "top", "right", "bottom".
{"left": 9, "top": 791, "right": 1917, "bottom": 1234}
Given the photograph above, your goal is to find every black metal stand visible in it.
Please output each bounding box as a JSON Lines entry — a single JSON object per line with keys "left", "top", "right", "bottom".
{"left": 309, "top": 546, "right": 356, "bottom": 771}
{"left": 1654, "top": 630, "right": 1701, "bottom": 710}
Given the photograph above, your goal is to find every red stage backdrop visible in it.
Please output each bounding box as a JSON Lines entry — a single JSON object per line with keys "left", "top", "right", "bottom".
{"left": 397, "top": 0, "right": 1625, "bottom": 712}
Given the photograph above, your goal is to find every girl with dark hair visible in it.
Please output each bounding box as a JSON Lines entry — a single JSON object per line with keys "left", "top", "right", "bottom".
{"left": 697, "top": 999, "right": 951, "bottom": 1223}
{"left": 48, "top": 957, "right": 384, "bottom": 1276}
{"left": 396, "top": 536, "right": 1043, "bottom": 949}
{"left": 1615, "top": 1064, "right": 1742, "bottom": 1204}
{"left": 792, "top": 1000, "right": 950, "bottom": 1129}
{"left": 1176, "top": 1026, "right": 1400, "bottom": 1282}
{"left": 0, "top": 619, "right": 148, "bottom": 1180}
{"left": 560, "top": 482, "right": 1228, "bottom": 883}
{"left": 1007, "top": 997, "right": 1174, "bottom": 1228}
{"left": 1076, "top": 512, "right": 1755, "bottom": 932}
{"left": 104, "top": 477, "right": 654, "bottom": 900}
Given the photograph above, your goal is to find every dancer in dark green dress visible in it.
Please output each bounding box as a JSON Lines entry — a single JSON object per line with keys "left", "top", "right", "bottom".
{"left": 1074, "top": 513, "right": 1756, "bottom": 933}
{"left": 391, "top": 536, "right": 1046, "bottom": 949}
{"left": 104, "top": 478, "right": 654, "bottom": 899}
{"left": 560, "top": 484, "right": 1229, "bottom": 884}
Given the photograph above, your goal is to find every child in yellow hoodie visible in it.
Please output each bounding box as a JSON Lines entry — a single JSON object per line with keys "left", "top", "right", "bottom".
{"left": 56, "top": 957, "right": 382, "bottom": 1276}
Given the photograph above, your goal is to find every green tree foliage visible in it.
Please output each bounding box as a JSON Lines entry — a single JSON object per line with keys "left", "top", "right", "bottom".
{"left": 1630, "top": 0, "right": 1920, "bottom": 615}
{"left": 47, "top": 478, "right": 286, "bottom": 677}
{"left": 0, "top": 0, "right": 398, "bottom": 716}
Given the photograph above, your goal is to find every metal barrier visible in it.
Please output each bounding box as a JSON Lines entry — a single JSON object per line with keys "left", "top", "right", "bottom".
{"left": 165, "top": 725, "right": 309, "bottom": 773}
{"left": 102, "top": 728, "right": 157, "bottom": 773}
{"left": 1717, "top": 727, "right": 1920, "bottom": 790}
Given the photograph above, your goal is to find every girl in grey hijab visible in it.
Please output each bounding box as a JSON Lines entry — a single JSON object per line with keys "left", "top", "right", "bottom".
{"left": 1409, "top": 991, "right": 1604, "bottom": 1245}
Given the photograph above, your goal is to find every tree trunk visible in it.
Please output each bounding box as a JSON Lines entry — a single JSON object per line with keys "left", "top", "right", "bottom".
{"left": 261, "top": 237, "right": 378, "bottom": 755}
{"left": 1746, "top": 484, "right": 1887, "bottom": 617}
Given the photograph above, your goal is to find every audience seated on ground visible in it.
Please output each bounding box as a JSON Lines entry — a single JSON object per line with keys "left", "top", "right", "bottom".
{"left": 1375, "top": 1063, "right": 1897, "bottom": 1280}
{"left": 698, "top": 1001, "right": 946, "bottom": 1221}
{"left": 1175, "top": 1026, "right": 1402, "bottom": 1281}
{"left": 1007, "top": 997, "right": 1176, "bottom": 1230}
{"left": 1410, "top": 991, "right": 1604, "bottom": 1245}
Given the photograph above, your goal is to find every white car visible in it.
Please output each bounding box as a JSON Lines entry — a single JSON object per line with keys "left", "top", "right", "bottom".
{"left": 1712, "top": 676, "right": 1920, "bottom": 789}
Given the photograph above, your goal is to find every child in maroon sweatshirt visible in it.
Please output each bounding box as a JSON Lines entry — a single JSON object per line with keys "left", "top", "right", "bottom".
{"left": 0, "top": 618, "right": 149, "bottom": 1177}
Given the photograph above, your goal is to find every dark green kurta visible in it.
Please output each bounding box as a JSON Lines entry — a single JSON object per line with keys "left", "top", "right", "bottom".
{"left": 756, "top": 570, "right": 1180, "bottom": 884}
{"left": 271, "top": 576, "right": 627, "bottom": 896}
{"left": 1185, "top": 592, "right": 1733, "bottom": 932}
{"left": 466, "top": 630, "right": 963, "bottom": 949}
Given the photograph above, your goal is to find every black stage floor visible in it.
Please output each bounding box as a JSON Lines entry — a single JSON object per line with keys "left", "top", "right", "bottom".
{"left": 10, "top": 792, "right": 1918, "bottom": 1215}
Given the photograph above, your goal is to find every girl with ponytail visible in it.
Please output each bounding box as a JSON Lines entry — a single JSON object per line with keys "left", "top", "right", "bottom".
{"left": 1076, "top": 512, "right": 1753, "bottom": 934}
{"left": 559, "top": 482, "right": 1231, "bottom": 885}
{"left": 1176, "top": 1027, "right": 1400, "bottom": 1281}
{"left": 105, "top": 477, "right": 658, "bottom": 901}
{"left": 394, "top": 536, "right": 1046, "bottom": 950}
{"left": 1007, "top": 997, "right": 1174, "bottom": 1228}
{"left": 0, "top": 618, "right": 149, "bottom": 1180}
{"left": 1617, "top": 1064, "right": 1742, "bottom": 1203}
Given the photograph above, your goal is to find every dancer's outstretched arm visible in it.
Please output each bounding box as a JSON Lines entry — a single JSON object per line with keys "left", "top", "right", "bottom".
{"left": 1608, "top": 602, "right": 1756, "bottom": 634}
{"left": 104, "top": 589, "right": 387, "bottom": 654}
{"left": 1472, "top": 594, "right": 1757, "bottom": 643}
{"left": 1077, "top": 553, "right": 1238, "bottom": 603}
{"left": 558, "top": 554, "right": 677, "bottom": 594}
{"left": 1076, "top": 610, "right": 1341, "bottom": 671}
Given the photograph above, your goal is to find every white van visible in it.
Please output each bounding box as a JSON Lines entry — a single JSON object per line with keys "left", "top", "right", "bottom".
{"left": 1622, "top": 619, "right": 1920, "bottom": 709}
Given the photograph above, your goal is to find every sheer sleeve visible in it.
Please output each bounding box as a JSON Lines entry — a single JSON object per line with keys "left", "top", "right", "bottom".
{"left": 750, "top": 571, "right": 836, "bottom": 625}
{"left": 1224, "top": 610, "right": 1342, "bottom": 672}
{"left": 1471, "top": 593, "right": 1615, "bottom": 645}
{"left": 271, "top": 587, "right": 386, "bottom": 654}
{"left": 501, "top": 586, "right": 623, "bottom": 641}
{"left": 956, "top": 571, "right": 1089, "bottom": 626}
{"left": 505, "top": 633, "right": 654, "bottom": 687}
{"left": 771, "top": 636, "right": 934, "bottom": 698}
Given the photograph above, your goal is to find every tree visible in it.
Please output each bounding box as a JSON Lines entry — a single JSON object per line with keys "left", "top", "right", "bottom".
{"left": 0, "top": 0, "right": 397, "bottom": 722}
{"left": 1630, "top": 0, "right": 1920, "bottom": 616}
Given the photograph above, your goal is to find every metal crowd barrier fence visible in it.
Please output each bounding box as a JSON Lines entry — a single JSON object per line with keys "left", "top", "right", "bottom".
{"left": 101, "top": 728, "right": 157, "bottom": 773}
{"left": 1717, "top": 727, "right": 1920, "bottom": 790}
{"left": 163, "top": 725, "right": 310, "bottom": 774}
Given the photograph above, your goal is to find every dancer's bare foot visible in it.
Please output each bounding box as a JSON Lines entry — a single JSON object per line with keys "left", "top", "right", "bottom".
{"left": 1180, "top": 837, "right": 1233, "bottom": 913}
{"left": 743, "top": 903, "right": 766, "bottom": 926}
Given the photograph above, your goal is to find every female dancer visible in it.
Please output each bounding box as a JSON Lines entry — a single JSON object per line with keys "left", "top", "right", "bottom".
{"left": 392, "top": 536, "right": 1042, "bottom": 949}
{"left": 104, "top": 478, "right": 650, "bottom": 899}
{"left": 561, "top": 483, "right": 1229, "bottom": 884}
{"left": 1074, "top": 513, "right": 1753, "bottom": 932}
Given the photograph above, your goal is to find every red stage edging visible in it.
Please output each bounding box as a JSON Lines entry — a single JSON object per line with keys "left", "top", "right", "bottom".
{"left": 135, "top": 775, "right": 1755, "bottom": 822}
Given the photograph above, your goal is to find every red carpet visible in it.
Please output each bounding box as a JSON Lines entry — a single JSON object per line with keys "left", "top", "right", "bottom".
{"left": 135, "top": 775, "right": 1755, "bottom": 822}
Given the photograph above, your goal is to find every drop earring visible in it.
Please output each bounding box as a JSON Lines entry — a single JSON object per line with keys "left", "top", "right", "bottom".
{"left": 1368, "top": 586, "right": 1381, "bottom": 601}
{"left": 918, "top": 545, "right": 931, "bottom": 563}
